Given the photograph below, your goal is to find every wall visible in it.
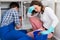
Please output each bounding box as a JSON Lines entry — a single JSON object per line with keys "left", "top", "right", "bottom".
{"left": 1, "top": 2, "right": 22, "bottom": 16}
{"left": 54, "top": 2, "right": 60, "bottom": 40}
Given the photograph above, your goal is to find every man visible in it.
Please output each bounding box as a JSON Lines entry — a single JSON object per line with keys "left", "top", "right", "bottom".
{"left": 1, "top": 2, "right": 21, "bottom": 29}
{"left": 0, "top": 2, "right": 32, "bottom": 40}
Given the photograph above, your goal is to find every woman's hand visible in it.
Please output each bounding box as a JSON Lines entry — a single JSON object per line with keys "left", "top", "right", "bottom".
{"left": 41, "top": 30, "right": 49, "bottom": 34}
{"left": 28, "top": 6, "right": 35, "bottom": 13}
{"left": 41, "top": 26, "right": 54, "bottom": 34}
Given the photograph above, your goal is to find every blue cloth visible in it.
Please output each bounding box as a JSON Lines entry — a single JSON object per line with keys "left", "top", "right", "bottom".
{"left": 35, "top": 34, "right": 48, "bottom": 40}
{"left": 33, "top": 30, "right": 41, "bottom": 37}
{"left": 18, "top": 36, "right": 32, "bottom": 40}
{"left": 0, "top": 22, "right": 15, "bottom": 40}
{"left": 19, "top": 30, "right": 27, "bottom": 34}
{"left": 33, "top": 31, "right": 48, "bottom": 40}
{"left": 0, "top": 8, "right": 32, "bottom": 40}
{"left": 0, "top": 22, "right": 32, "bottom": 40}
{"left": 3, "top": 30, "right": 32, "bottom": 40}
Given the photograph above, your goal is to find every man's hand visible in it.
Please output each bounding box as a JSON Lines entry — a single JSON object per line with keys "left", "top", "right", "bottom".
{"left": 15, "top": 25, "right": 22, "bottom": 30}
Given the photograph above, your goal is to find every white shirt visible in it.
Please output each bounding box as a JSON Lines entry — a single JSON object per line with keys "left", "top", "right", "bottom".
{"left": 40, "top": 7, "right": 59, "bottom": 29}
{"left": 27, "top": 7, "right": 59, "bottom": 29}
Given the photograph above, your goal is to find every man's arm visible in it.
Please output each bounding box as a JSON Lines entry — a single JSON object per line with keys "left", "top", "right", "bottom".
{"left": 13, "top": 10, "right": 21, "bottom": 29}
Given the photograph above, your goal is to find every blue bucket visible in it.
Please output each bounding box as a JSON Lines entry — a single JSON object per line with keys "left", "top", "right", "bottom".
{"left": 33, "top": 30, "right": 48, "bottom": 40}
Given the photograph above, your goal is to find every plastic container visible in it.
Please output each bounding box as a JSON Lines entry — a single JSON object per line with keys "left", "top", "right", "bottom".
{"left": 33, "top": 30, "right": 48, "bottom": 40}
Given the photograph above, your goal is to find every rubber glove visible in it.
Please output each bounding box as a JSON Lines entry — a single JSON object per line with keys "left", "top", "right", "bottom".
{"left": 41, "top": 26, "right": 54, "bottom": 34}
{"left": 27, "top": 6, "right": 35, "bottom": 13}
